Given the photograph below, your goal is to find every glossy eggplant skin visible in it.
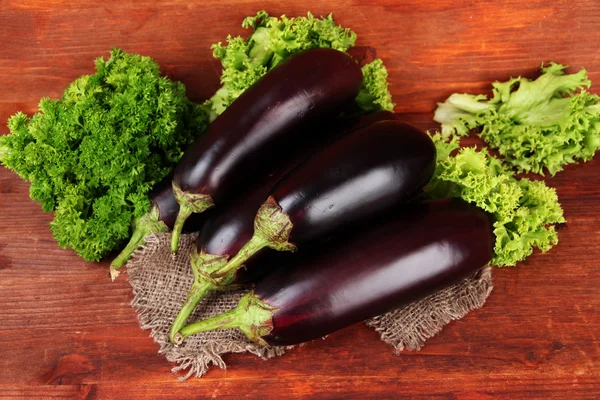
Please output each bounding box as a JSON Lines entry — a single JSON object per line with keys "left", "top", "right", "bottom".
{"left": 199, "top": 110, "right": 400, "bottom": 284}
{"left": 149, "top": 174, "right": 180, "bottom": 228}
{"left": 273, "top": 120, "right": 437, "bottom": 243}
{"left": 154, "top": 111, "right": 399, "bottom": 235}
{"left": 173, "top": 48, "right": 363, "bottom": 202}
{"left": 257, "top": 199, "right": 495, "bottom": 346}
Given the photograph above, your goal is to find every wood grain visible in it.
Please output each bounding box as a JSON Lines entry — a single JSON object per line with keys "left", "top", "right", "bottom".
{"left": 1, "top": 1, "right": 599, "bottom": 398}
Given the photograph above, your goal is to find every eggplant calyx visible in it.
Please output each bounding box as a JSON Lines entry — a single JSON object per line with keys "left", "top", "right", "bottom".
{"left": 109, "top": 205, "right": 167, "bottom": 281}
{"left": 171, "top": 183, "right": 214, "bottom": 254}
{"left": 168, "top": 250, "right": 238, "bottom": 343}
{"left": 194, "top": 250, "right": 247, "bottom": 290}
{"left": 212, "top": 196, "right": 296, "bottom": 279}
{"left": 193, "top": 250, "right": 232, "bottom": 286}
{"left": 174, "top": 291, "right": 278, "bottom": 346}
{"left": 254, "top": 196, "right": 297, "bottom": 252}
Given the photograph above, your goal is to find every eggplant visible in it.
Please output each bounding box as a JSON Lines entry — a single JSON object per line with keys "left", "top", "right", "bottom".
{"left": 109, "top": 173, "right": 205, "bottom": 280}
{"left": 168, "top": 111, "right": 400, "bottom": 342}
{"left": 173, "top": 199, "right": 495, "bottom": 346}
{"left": 170, "top": 48, "right": 364, "bottom": 253}
{"left": 201, "top": 120, "right": 437, "bottom": 292}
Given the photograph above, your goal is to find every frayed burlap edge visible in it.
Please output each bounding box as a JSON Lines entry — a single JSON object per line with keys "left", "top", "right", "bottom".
{"left": 365, "top": 266, "right": 493, "bottom": 353}
{"left": 126, "top": 233, "right": 493, "bottom": 380}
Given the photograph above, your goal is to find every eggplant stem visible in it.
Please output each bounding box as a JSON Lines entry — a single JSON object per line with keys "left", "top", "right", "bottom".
{"left": 168, "top": 249, "right": 234, "bottom": 343}
{"left": 169, "top": 281, "right": 213, "bottom": 343}
{"left": 174, "top": 306, "right": 241, "bottom": 346}
{"left": 174, "top": 291, "right": 278, "bottom": 346}
{"left": 171, "top": 183, "right": 214, "bottom": 254}
{"left": 213, "top": 196, "right": 296, "bottom": 278}
{"left": 110, "top": 206, "right": 167, "bottom": 281}
{"left": 170, "top": 206, "right": 191, "bottom": 255}
{"left": 212, "top": 234, "right": 268, "bottom": 278}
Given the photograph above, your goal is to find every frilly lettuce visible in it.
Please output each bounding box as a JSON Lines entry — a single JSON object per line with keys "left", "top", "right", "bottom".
{"left": 206, "top": 10, "right": 394, "bottom": 120}
{"left": 355, "top": 59, "right": 395, "bottom": 112}
{"left": 426, "top": 133, "right": 565, "bottom": 267}
{"left": 434, "top": 63, "right": 600, "bottom": 175}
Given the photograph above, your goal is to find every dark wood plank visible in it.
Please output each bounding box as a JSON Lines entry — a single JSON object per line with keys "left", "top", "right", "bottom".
{"left": 1, "top": 0, "right": 599, "bottom": 398}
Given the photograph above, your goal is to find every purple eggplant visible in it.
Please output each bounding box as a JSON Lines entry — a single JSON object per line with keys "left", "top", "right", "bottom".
{"left": 201, "top": 120, "right": 437, "bottom": 292}
{"left": 173, "top": 199, "right": 495, "bottom": 346}
{"left": 169, "top": 48, "right": 364, "bottom": 253}
{"left": 168, "top": 111, "right": 399, "bottom": 342}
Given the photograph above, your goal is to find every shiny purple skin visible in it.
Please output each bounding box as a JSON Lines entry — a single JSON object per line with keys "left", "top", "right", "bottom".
{"left": 256, "top": 199, "right": 495, "bottom": 346}
{"left": 173, "top": 48, "right": 363, "bottom": 203}
{"left": 149, "top": 174, "right": 180, "bottom": 228}
{"left": 198, "top": 110, "right": 400, "bottom": 284}
{"left": 272, "top": 120, "right": 437, "bottom": 244}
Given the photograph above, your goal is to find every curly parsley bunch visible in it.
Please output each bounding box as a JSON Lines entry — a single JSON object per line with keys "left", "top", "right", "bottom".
{"left": 0, "top": 49, "right": 207, "bottom": 261}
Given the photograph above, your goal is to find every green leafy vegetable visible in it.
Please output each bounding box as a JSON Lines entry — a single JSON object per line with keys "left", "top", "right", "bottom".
{"left": 425, "top": 133, "right": 565, "bottom": 267}
{"left": 434, "top": 63, "right": 600, "bottom": 175}
{"left": 0, "top": 49, "right": 207, "bottom": 261}
{"left": 355, "top": 59, "right": 395, "bottom": 112}
{"left": 206, "top": 10, "right": 393, "bottom": 120}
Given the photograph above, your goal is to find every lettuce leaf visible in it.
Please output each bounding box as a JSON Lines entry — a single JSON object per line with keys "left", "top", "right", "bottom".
{"left": 206, "top": 10, "right": 393, "bottom": 120}
{"left": 434, "top": 63, "right": 600, "bottom": 175}
{"left": 426, "top": 133, "right": 565, "bottom": 267}
{"left": 355, "top": 59, "right": 395, "bottom": 112}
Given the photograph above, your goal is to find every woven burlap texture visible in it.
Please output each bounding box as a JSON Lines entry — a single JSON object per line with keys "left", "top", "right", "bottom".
{"left": 126, "top": 232, "right": 493, "bottom": 380}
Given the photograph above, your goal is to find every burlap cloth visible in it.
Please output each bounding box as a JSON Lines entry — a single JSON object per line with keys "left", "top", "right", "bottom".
{"left": 126, "top": 233, "right": 493, "bottom": 380}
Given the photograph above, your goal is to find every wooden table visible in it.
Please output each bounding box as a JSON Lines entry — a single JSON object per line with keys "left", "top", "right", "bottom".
{"left": 1, "top": 1, "right": 599, "bottom": 398}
